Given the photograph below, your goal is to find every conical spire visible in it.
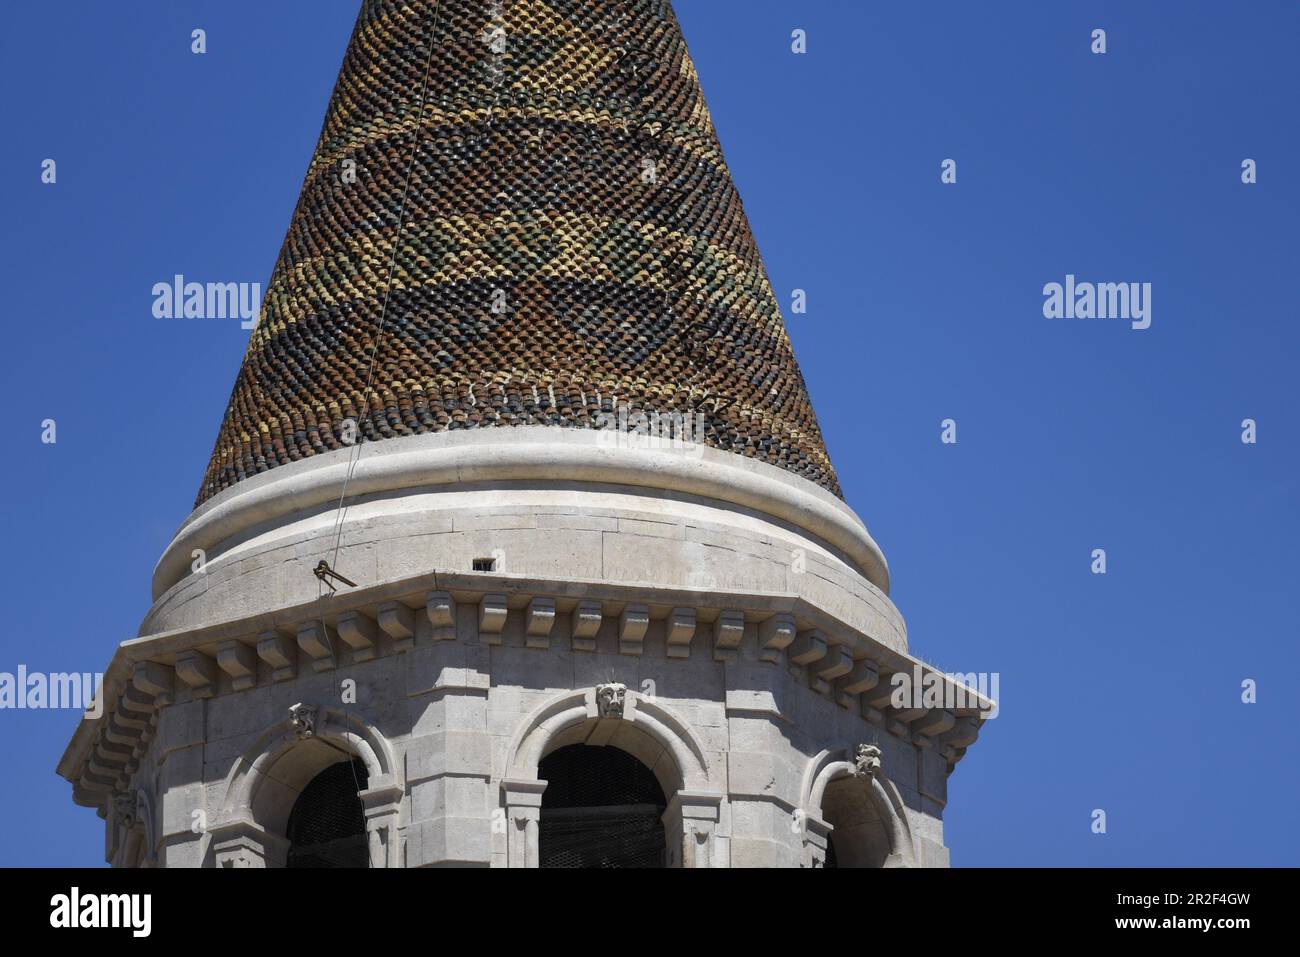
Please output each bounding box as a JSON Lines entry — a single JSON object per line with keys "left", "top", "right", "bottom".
{"left": 196, "top": 0, "right": 840, "bottom": 505}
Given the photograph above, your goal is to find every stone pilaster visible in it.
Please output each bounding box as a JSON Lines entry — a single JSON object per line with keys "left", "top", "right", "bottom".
{"left": 665, "top": 791, "right": 725, "bottom": 868}
{"left": 501, "top": 779, "right": 547, "bottom": 868}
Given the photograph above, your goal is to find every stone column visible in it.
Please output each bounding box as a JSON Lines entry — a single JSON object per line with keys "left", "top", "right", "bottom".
{"left": 802, "top": 813, "right": 831, "bottom": 868}
{"left": 207, "top": 818, "right": 288, "bottom": 868}
{"left": 664, "top": 790, "right": 724, "bottom": 868}
{"left": 153, "top": 697, "right": 208, "bottom": 868}
{"left": 501, "top": 779, "right": 547, "bottom": 868}
{"left": 404, "top": 639, "right": 494, "bottom": 867}
{"left": 360, "top": 782, "right": 404, "bottom": 868}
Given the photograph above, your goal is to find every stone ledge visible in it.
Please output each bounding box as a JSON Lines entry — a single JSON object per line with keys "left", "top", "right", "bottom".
{"left": 59, "top": 571, "right": 991, "bottom": 813}
{"left": 151, "top": 427, "right": 891, "bottom": 602}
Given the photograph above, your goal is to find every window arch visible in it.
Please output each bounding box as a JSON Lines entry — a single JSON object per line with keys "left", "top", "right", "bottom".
{"left": 800, "top": 747, "right": 917, "bottom": 868}
{"left": 286, "top": 758, "right": 370, "bottom": 868}
{"left": 538, "top": 744, "right": 667, "bottom": 868}
{"left": 820, "top": 775, "right": 892, "bottom": 868}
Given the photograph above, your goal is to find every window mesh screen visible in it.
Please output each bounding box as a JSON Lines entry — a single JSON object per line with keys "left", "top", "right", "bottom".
{"left": 539, "top": 744, "right": 667, "bottom": 868}
{"left": 286, "top": 758, "right": 369, "bottom": 868}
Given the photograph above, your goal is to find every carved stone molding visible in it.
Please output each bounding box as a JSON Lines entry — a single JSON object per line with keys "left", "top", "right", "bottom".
{"left": 61, "top": 575, "right": 991, "bottom": 821}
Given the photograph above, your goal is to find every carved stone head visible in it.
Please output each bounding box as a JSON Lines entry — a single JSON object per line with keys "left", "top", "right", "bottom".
{"left": 113, "top": 792, "right": 137, "bottom": 831}
{"left": 289, "top": 702, "right": 317, "bottom": 739}
{"left": 595, "top": 682, "right": 627, "bottom": 719}
{"left": 854, "top": 743, "right": 882, "bottom": 779}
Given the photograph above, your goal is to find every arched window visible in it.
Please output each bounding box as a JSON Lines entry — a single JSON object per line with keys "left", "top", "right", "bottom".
{"left": 538, "top": 744, "right": 667, "bottom": 868}
{"left": 820, "top": 776, "right": 892, "bottom": 868}
{"left": 286, "top": 758, "right": 369, "bottom": 868}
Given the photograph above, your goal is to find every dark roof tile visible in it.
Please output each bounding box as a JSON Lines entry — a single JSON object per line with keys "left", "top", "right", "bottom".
{"left": 196, "top": 0, "right": 840, "bottom": 505}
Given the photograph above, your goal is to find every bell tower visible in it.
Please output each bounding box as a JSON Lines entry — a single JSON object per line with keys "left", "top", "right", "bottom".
{"left": 59, "top": 0, "right": 988, "bottom": 868}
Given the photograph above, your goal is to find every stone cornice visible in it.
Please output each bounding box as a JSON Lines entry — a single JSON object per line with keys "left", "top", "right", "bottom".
{"left": 59, "top": 567, "right": 991, "bottom": 808}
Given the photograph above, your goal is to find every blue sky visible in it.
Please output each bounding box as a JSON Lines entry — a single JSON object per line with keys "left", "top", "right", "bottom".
{"left": 2, "top": 0, "right": 1296, "bottom": 866}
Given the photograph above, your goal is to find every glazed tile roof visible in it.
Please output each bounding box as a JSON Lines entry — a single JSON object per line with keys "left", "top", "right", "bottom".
{"left": 196, "top": 0, "right": 841, "bottom": 505}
